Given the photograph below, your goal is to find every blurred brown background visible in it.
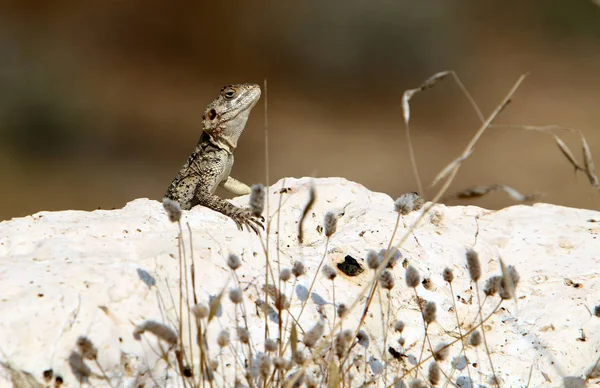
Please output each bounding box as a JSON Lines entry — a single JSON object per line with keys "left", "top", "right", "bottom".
{"left": 1, "top": 1, "right": 599, "bottom": 220}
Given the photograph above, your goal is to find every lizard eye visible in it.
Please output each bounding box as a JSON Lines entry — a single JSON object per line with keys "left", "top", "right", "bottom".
{"left": 223, "top": 88, "right": 236, "bottom": 99}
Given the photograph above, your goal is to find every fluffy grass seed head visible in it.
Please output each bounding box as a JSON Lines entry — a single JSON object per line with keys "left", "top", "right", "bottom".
{"left": 263, "top": 284, "right": 289, "bottom": 311}
{"left": 379, "top": 247, "right": 402, "bottom": 268}
{"left": 292, "top": 261, "right": 305, "bottom": 277}
{"left": 394, "top": 192, "right": 424, "bottom": 215}
{"left": 249, "top": 184, "right": 265, "bottom": 217}
{"left": 265, "top": 338, "right": 277, "bottom": 352}
{"left": 408, "top": 378, "right": 425, "bottom": 388}
{"left": 68, "top": 351, "right": 91, "bottom": 381}
{"left": 337, "top": 303, "right": 347, "bottom": 319}
{"left": 499, "top": 264, "right": 520, "bottom": 300}
{"left": 398, "top": 336, "right": 405, "bottom": 347}
{"left": 324, "top": 211, "right": 338, "bottom": 237}
{"left": 42, "top": 369, "right": 53, "bottom": 382}
{"left": 302, "top": 321, "right": 325, "bottom": 348}
{"left": 379, "top": 269, "right": 395, "bottom": 290}
{"left": 237, "top": 327, "right": 250, "bottom": 344}
{"left": 162, "top": 198, "right": 182, "bottom": 222}
{"left": 273, "top": 357, "right": 291, "bottom": 371}
{"left": 428, "top": 362, "right": 440, "bottom": 386}
{"left": 209, "top": 359, "right": 219, "bottom": 372}
{"left": 217, "top": 330, "right": 230, "bottom": 348}
{"left": 506, "top": 264, "right": 520, "bottom": 285}
{"left": 229, "top": 288, "right": 243, "bottom": 304}
{"left": 394, "top": 320, "right": 405, "bottom": 333}
{"left": 484, "top": 276, "right": 501, "bottom": 296}
{"left": 367, "top": 250, "right": 381, "bottom": 270}
{"left": 133, "top": 320, "right": 178, "bottom": 346}
{"left": 322, "top": 264, "right": 337, "bottom": 280}
{"left": 423, "top": 301, "right": 437, "bottom": 324}
{"left": 469, "top": 330, "right": 482, "bottom": 347}
{"left": 192, "top": 303, "right": 209, "bottom": 319}
{"left": 466, "top": 248, "right": 481, "bottom": 282}
{"left": 334, "top": 332, "right": 349, "bottom": 359}
{"left": 273, "top": 357, "right": 285, "bottom": 371}
{"left": 227, "top": 253, "right": 242, "bottom": 270}
{"left": 443, "top": 267, "right": 454, "bottom": 283}
{"left": 292, "top": 350, "right": 306, "bottom": 366}
{"left": 341, "top": 329, "right": 354, "bottom": 344}
{"left": 432, "top": 342, "right": 450, "bottom": 362}
{"left": 405, "top": 265, "right": 420, "bottom": 288}
{"left": 76, "top": 336, "right": 98, "bottom": 360}
{"left": 280, "top": 268, "right": 292, "bottom": 282}
{"left": 357, "top": 330, "right": 370, "bottom": 348}
{"left": 257, "top": 353, "right": 272, "bottom": 378}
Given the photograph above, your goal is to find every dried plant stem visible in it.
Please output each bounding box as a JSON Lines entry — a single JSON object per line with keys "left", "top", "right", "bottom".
{"left": 181, "top": 222, "right": 194, "bottom": 379}
{"left": 440, "top": 74, "right": 527, "bottom": 190}
{"left": 187, "top": 224, "right": 198, "bottom": 306}
{"left": 220, "top": 349, "right": 226, "bottom": 388}
{"left": 404, "top": 118, "right": 424, "bottom": 196}
{"left": 340, "top": 268, "right": 379, "bottom": 370}
{"left": 331, "top": 279, "right": 337, "bottom": 344}
{"left": 382, "top": 290, "right": 392, "bottom": 385}
{"left": 230, "top": 272, "right": 256, "bottom": 388}
{"left": 257, "top": 233, "right": 276, "bottom": 338}
{"left": 341, "top": 211, "right": 402, "bottom": 369}
{"left": 93, "top": 360, "right": 114, "bottom": 388}
{"left": 262, "top": 78, "right": 272, "bottom": 347}
{"left": 413, "top": 289, "right": 428, "bottom": 379}
{"left": 176, "top": 220, "right": 192, "bottom": 371}
{"left": 474, "top": 283, "right": 499, "bottom": 387}
{"left": 196, "top": 320, "right": 208, "bottom": 388}
{"left": 263, "top": 78, "right": 271, "bottom": 193}
{"left": 450, "top": 71, "right": 485, "bottom": 123}
{"left": 525, "top": 363, "right": 534, "bottom": 388}
{"left": 330, "top": 75, "right": 527, "bottom": 351}
{"left": 293, "top": 237, "right": 330, "bottom": 328}
{"left": 281, "top": 276, "right": 298, "bottom": 352}
{"left": 387, "top": 211, "right": 402, "bottom": 251}
{"left": 382, "top": 299, "right": 504, "bottom": 387}
{"left": 274, "top": 179, "right": 287, "bottom": 357}
{"left": 448, "top": 281, "right": 472, "bottom": 382}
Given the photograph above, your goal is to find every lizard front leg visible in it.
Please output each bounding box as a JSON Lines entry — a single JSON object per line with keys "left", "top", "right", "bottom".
{"left": 220, "top": 176, "right": 252, "bottom": 195}
{"left": 196, "top": 191, "right": 263, "bottom": 234}
{"left": 195, "top": 154, "right": 263, "bottom": 233}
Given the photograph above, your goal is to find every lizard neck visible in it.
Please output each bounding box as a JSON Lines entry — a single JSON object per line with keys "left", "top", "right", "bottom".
{"left": 199, "top": 131, "right": 235, "bottom": 154}
{"left": 205, "top": 107, "right": 252, "bottom": 154}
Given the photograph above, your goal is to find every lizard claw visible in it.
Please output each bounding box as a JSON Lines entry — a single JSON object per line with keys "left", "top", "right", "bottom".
{"left": 231, "top": 209, "right": 264, "bottom": 234}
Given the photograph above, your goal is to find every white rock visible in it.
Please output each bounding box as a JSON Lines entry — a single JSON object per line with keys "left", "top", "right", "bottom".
{"left": 0, "top": 177, "right": 598, "bottom": 387}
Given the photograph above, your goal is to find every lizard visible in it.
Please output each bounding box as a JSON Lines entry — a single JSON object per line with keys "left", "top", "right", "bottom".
{"left": 164, "top": 83, "right": 264, "bottom": 233}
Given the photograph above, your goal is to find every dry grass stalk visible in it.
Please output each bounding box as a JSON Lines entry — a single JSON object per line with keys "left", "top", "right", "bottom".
{"left": 448, "top": 184, "right": 538, "bottom": 202}
{"left": 402, "top": 71, "right": 452, "bottom": 195}
{"left": 121, "top": 70, "right": 580, "bottom": 388}
{"left": 297, "top": 183, "right": 316, "bottom": 243}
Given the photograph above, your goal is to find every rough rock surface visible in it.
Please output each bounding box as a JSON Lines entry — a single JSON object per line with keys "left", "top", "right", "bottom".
{"left": 0, "top": 177, "right": 598, "bottom": 387}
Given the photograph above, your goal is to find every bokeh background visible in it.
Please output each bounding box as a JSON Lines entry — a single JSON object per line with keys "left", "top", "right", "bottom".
{"left": 1, "top": 1, "right": 599, "bottom": 220}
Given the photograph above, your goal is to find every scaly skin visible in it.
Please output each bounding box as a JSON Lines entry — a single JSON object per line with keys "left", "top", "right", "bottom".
{"left": 165, "top": 84, "right": 263, "bottom": 233}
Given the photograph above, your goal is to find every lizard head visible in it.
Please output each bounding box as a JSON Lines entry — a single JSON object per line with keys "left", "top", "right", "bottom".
{"left": 202, "top": 83, "right": 261, "bottom": 152}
